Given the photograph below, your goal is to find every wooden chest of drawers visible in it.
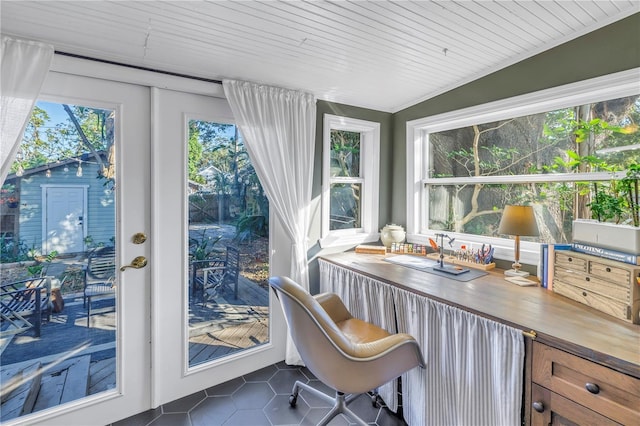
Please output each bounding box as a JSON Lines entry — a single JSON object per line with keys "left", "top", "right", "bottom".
{"left": 531, "top": 342, "right": 640, "bottom": 425}
{"left": 553, "top": 250, "right": 640, "bottom": 324}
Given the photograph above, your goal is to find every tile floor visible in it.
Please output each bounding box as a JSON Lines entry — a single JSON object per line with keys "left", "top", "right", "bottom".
{"left": 112, "top": 361, "right": 407, "bottom": 426}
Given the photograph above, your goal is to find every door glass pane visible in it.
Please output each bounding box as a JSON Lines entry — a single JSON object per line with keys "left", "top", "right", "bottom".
{"left": 187, "top": 119, "right": 269, "bottom": 367}
{"left": 1, "top": 101, "right": 117, "bottom": 419}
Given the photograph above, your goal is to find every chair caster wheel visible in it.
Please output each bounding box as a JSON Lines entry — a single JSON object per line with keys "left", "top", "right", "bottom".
{"left": 289, "top": 394, "right": 297, "bottom": 407}
{"left": 370, "top": 393, "right": 379, "bottom": 408}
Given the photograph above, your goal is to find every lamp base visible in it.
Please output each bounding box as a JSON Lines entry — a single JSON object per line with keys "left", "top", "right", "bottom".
{"left": 504, "top": 269, "right": 530, "bottom": 278}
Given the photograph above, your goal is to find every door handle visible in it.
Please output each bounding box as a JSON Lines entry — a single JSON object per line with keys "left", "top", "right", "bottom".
{"left": 120, "top": 256, "right": 148, "bottom": 271}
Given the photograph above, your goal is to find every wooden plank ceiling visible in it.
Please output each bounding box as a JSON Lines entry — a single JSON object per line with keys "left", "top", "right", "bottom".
{"left": 1, "top": 1, "right": 637, "bottom": 112}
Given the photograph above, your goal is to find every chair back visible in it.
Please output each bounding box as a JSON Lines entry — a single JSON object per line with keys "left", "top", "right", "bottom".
{"left": 86, "top": 246, "right": 116, "bottom": 283}
{"left": 222, "top": 246, "right": 240, "bottom": 287}
{"left": 269, "top": 276, "right": 423, "bottom": 394}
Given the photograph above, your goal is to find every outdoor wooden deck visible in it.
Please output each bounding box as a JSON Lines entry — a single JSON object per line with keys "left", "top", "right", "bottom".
{"left": 0, "top": 276, "right": 270, "bottom": 421}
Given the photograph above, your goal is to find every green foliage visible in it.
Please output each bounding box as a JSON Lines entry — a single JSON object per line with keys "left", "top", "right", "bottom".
{"left": 189, "top": 230, "right": 222, "bottom": 261}
{"left": 573, "top": 118, "right": 624, "bottom": 143}
{"left": 330, "top": 130, "right": 361, "bottom": 177}
{"left": 13, "top": 103, "right": 114, "bottom": 177}
{"left": 0, "top": 233, "right": 29, "bottom": 263}
{"left": 188, "top": 122, "right": 205, "bottom": 183}
{"left": 26, "top": 250, "right": 58, "bottom": 277}
{"left": 234, "top": 214, "right": 268, "bottom": 243}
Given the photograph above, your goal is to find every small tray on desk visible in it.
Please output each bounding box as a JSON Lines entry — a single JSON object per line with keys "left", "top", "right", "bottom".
{"left": 426, "top": 253, "right": 496, "bottom": 271}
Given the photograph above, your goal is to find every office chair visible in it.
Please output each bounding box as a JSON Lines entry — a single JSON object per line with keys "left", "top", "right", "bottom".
{"left": 269, "top": 276, "right": 425, "bottom": 426}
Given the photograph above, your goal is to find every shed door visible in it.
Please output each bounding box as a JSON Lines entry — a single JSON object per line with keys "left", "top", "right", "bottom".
{"left": 43, "top": 186, "right": 86, "bottom": 254}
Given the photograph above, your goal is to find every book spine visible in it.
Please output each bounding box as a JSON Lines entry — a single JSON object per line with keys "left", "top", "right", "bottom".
{"left": 570, "top": 242, "right": 640, "bottom": 265}
{"left": 541, "top": 244, "right": 548, "bottom": 288}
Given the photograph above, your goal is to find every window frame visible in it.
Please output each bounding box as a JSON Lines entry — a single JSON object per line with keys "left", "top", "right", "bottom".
{"left": 406, "top": 68, "right": 640, "bottom": 265}
{"left": 320, "top": 114, "right": 380, "bottom": 248}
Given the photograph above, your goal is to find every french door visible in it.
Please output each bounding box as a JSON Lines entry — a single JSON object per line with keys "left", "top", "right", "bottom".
{"left": 4, "top": 66, "right": 287, "bottom": 426}
{"left": 15, "top": 71, "right": 152, "bottom": 425}
{"left": 151, "top": 87, "right": 285, "bottom": 407}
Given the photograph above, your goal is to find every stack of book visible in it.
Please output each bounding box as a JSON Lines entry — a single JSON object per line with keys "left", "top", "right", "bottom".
{"left": 538, "top": 244, "right": 571, "bottom": 289}
{"left": 570, "top": 241, "right": 640, "bottom": 266}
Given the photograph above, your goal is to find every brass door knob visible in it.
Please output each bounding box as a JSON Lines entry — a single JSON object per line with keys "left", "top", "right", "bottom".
{"left": 132, "top": 232, "right": 147, "bottom": 244}
{"left": 120, "top": 256, "right": 148, "bottom": 271}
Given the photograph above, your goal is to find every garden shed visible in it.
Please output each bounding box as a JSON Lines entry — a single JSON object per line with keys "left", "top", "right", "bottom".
{"left": 2, "top": 153, "right": 114, "bottom": 256}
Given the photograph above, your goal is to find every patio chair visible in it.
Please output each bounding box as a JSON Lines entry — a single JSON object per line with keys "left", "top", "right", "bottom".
{"left": 0, "top": 277, "right": 52, "bottom": 338}
{"left": 190, "top": 246, "right": 240, "bottom": 302}
{"left": 83, "top": 246, "right": 116, "bottom": 325}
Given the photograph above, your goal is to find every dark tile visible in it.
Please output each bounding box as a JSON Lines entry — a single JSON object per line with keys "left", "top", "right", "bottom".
{"left": 112, "top": 407, "right": 162, "bottom": 426}
{"left": 148, "top": 412, "right": 191, "bottom": 426}
{"left": 345, "top": 393, "right": 380, "bottom": 424}
{"left": 231, "top": 382, "right": 275, "bottom": 409}
{"left": 206, "top": 376, "right": 245, "bottom": 396}
{"left": 300, "top": 366, "right": 317, "bottom": 380}
{"left": 375, "top": 407, "right": 408, "bottom": 426}
{"left": 189, "top": 396, "right": 236, "bottom": 426}
{"left": 268, "top": 368, "right": 309, "bottom": 394}
{"left": 275, "top": 360, "right": 299, "bottom": 370}
{"left": 264, "top": 394, "right": 310, "bottom": 425}
{"left": 244, "top": 364, "right": 277, "bottom": 382}
{"left": 223, "top": 409, "right": 271, "bottom": 426}
{"left": 298, "top": 381, "right": 334, "bottom": 408}
{"left": 300, "top": 408, "right": 350, "bottom": 426}
{"left": 162, "top": 390, "right": 207, "bottom": 413}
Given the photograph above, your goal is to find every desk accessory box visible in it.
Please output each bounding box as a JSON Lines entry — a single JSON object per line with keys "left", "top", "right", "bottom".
{"left": 553, "top": 250, "right": 640, "bottom": 324}
{"left": 354, "top": 245, "right": 387, "bottom": 255}
{"left": 425, "top": 253, "right": 496, "bottom": 271}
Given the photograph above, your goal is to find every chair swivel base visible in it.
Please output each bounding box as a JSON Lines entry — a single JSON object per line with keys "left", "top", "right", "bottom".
{"left": 288, "top": 380, "right": 373, "bottom": 426}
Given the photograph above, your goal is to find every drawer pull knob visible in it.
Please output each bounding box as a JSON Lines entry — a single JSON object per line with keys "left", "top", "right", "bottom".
{"left": 532, "top": 401, "right": 545, "bottom": 413}
{"left": 606, "top": 267, "right": 611, "bottom": 272}
{"left": 585, "top": 382, "right": 600, "bottom": 394}
{"left": 585, "top": 277, "right": 590, "bottom": 282}
{"left": 568, "top": 257, "right": 573, "bottom": 262}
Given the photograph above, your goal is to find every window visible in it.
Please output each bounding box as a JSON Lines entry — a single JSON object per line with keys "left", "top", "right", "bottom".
{"left": 407, "top": 69, "right": 640, "bottom": 264}
{"left": 321, "top": 114, "right": 380, "bottom": 247}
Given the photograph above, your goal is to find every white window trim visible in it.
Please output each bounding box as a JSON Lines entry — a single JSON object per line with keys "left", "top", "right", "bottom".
{"left": 406, "top": 68, "right": 640, "bottom": 266}
{"left": 320, "top": 114, "right": 380, "bottom": 248}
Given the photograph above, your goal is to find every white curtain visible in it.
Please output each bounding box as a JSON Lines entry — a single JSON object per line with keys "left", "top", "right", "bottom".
{"left": 393, "top": 287, "right": 524, "bottom": 426}
{"left": 319, "top": 259, "right": 399, "bottom": 412}
{"left": 1, "top": 36, "right": 54, "bottom": 185}
{"left": 223, "top": 79, "right": 316, "bottom": 365}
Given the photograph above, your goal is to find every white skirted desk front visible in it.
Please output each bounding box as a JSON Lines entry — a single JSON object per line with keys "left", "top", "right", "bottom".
{"left": 318, "top": 253, "right": 640, "bottom": 426}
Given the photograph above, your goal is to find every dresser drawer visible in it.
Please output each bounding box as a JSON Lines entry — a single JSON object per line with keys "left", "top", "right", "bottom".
{"left": 553, "top": 280, "right": 632, "bottom": 321}
{"left": 532, "top": 342, "right": 640, "bottom": 425}
{"left": 589, "top": 260, "right": 631, "bottom": 283}
{"left": 555, "top": 252, "right": 587, "bottom": 272}
{"left": 554, "top": 269, "right": 631, "bottom": 303}
{"left": 531, "top": 383, "right": 620, "bottom": 426}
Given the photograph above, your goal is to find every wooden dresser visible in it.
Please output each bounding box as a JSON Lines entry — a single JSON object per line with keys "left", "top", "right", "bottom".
{"left": 319, "top": 252, "right": 640, "bottom": 425}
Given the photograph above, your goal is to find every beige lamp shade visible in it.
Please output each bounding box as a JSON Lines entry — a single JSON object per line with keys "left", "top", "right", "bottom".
{"left": 498, "top": 205, "right": 539, "bottom": 278}
{"left": 498, "top": 205, "right": 539, "bottom": 237}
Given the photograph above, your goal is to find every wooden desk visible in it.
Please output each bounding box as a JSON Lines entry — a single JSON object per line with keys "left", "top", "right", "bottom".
{"left": 319, "top": 252, "right": 640, "bottom": 425}
{"left": 320, "top": 252, "right": 639, "bottom": 376}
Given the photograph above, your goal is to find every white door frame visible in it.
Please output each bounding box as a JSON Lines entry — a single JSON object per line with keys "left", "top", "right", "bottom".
{"left": 17, "top": 70, "right": 152, "bottom": 426}
{"left": 150, "top": 87, "right": 286, "bottom": 407}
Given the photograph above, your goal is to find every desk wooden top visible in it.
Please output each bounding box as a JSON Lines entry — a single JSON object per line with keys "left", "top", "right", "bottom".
{"left": 320, "top": 252, "right": 640, "bottom": 378}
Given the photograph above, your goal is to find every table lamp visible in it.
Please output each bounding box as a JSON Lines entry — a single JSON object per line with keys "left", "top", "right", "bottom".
{"left": 498, "top": 205, "right": 539, "bottom": 277}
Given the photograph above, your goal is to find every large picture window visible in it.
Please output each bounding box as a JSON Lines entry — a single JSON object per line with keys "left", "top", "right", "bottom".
{"left": 407, "top": 69, "right": 640, "bottom": 262}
